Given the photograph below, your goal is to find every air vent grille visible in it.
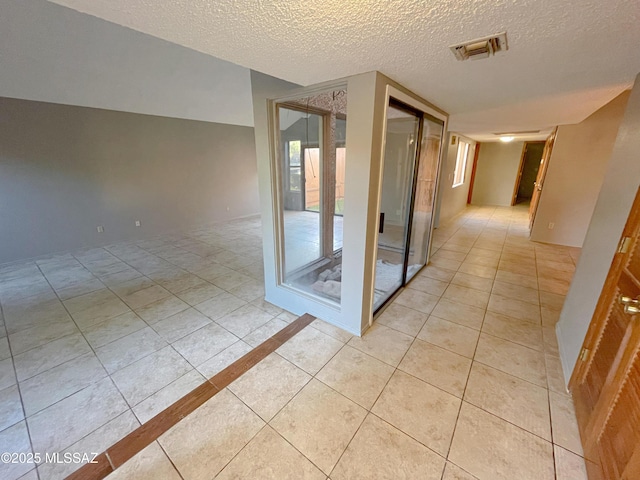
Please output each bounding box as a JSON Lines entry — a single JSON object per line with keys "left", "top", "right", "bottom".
{"left": 450, "top": 32, "right": 508, "bottom": 61}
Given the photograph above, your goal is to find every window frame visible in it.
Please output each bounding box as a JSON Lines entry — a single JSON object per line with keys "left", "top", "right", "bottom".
{"left": 452, "top": 140, "right": 470, "bottom": 188}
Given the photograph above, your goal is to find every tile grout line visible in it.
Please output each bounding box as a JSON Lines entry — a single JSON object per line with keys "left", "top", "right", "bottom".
{"left": 65, "top": 313, "right": 315, "bottom": 480}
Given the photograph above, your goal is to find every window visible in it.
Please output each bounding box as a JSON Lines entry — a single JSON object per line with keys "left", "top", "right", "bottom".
{"left": 453, "top": 141, "right": 470, "bottom": 187}
{"left": 288, "top": 140, "right": 302, "bottom": 192}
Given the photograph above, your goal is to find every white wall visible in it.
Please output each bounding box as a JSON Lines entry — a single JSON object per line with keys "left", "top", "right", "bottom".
{"left": 436, "top": 133, "right": 477, "bottom": 225}
{"left": 530, "top": 91, "right": 631, "bottom": 247}
{"left": 0, "top": 0, "right": 254, "bottom": 126}
{"left": 471, "top": 141, "right": 524, "bottom": 206}
{"left": 0, "top": 97, "right": 259, "bottom": 264}
{"left": 557, "top": 74, "right": 639, "bottom": 384}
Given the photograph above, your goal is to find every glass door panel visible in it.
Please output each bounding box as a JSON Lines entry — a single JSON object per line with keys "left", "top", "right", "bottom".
{"left": 374, "top": 102, "right": 420, "bottom": 310}
{"left": 405, "top": 115, "right": 444, "bottom": 282}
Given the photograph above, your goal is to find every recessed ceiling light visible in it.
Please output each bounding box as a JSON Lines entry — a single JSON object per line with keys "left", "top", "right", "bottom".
{"left": 500, "top": 136, "right": 515, "bottom": 143}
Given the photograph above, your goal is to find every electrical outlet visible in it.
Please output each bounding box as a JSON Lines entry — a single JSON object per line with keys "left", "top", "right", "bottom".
{"left": 96, "top": 226, "right": 104, "bottom": 233}
{"left": 135, "top": 220, "right": 141, "bottom": 227}
{"left": 548, "top": 222, "right": 555, "bottom": 230}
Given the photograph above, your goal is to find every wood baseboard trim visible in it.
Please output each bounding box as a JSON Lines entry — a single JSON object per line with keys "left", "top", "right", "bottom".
{"left": 66, "top": 313, "right": 316, "bottom": 480}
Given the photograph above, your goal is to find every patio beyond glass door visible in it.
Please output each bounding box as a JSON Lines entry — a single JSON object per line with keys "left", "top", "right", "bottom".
{"left": 374, "top": 101, "right": 421, "bottom": 309}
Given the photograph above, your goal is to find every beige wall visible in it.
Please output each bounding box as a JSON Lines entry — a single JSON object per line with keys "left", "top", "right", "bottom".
{"left": 0, "top": 97, "right": 259, "bottom": 264}
{"left": 530, "top": 91, "right": 631, "bottom": 246}
{"left": 471, "top": 141, "right": 524, "bottom": 206}
{"left": 557, "top": 76, "right": 638, "bottom": 384}
{"left": 436, "top": 133, "right": 477, "bottom": 225}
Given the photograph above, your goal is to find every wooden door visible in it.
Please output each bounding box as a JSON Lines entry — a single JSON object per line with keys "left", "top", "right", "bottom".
{"left": 528, "top": 128, "right": 557, "bottom": 230}
{"left": 569, "top": 186, "right": 640, "bottom": 480}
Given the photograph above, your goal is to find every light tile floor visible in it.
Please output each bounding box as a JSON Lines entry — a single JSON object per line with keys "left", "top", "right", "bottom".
{"left": 0, "top": 205, "right": 588, "bottom": 479}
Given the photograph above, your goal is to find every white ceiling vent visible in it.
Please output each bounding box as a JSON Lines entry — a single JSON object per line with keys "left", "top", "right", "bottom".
{"left": 450, "top": 32, "right": 508, "bottom": 61}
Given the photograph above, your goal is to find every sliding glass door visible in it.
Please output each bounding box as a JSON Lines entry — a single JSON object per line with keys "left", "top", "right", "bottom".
{"left": 374, "top": 99, "right": 444, "bottom": 311}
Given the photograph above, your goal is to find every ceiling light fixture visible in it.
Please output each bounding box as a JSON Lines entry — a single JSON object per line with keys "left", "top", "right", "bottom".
{"left": 499, "top": 136, "right": 515, "bottom": 143}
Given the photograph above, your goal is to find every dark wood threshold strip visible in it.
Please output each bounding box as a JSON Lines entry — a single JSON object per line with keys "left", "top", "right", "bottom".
{"left": 66, "top": 313, "right": 316, "bottom": 480}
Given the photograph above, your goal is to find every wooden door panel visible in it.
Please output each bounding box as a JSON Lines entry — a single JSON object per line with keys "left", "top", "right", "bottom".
{"left": 599, "top": 351, "right": 640, "bottom": 478}
{"left": 570, "top": 187, "right": 640, "bottom": 479}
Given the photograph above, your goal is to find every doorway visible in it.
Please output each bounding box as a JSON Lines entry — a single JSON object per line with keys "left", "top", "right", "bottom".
{"left": 373, "top": 99, "right": 444, "bottom": 311}
{"left": 512, "top": 141, "right": 545, "bottom": 205}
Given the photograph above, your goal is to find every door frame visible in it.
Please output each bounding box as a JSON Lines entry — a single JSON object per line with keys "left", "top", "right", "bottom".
{"left": 371, "top": 85, "right": 448, "bottom": 321}
{"left": 529, "top": 128, "right": 557, "bottom": 230}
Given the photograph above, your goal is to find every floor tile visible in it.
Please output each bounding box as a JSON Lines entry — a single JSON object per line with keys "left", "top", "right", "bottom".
{"left": 229, "top": 352, "right": 311, "bottom": 421}
{"left": 443, "top": 462, "right": 478, "bottom": 480}
{"left": 216, "top": 304, "right": 273, "bottom": 343}
{"left": 449, "top": 403, "right": 555, "bottom": 480}
{"left": 120, "top": 285, "right": 172, "bottom": 309}
{"left": 331, "top": 414, "right": 445, "bottom": 480}
{"left": 0, "top": 337, "right": 10, "bottom": 361}
{"left": 372, "top": 370, "right": 460, "bottom": 456}
{"left": 20, "top": 352, "right": 107, "bottom": 416}
{"left": 545, "top": 352, "right": 567, "bottom": 394}
{"left": 0, "top": 358, "right": 16, "bottom": 390}
{"left": 0, "top": 385, "right": 24, "bottom": 432}
{"left": 13, "top": 333, "right": 91, "bottom": 381}
{"left": 554, "top": 445, "right": 588, "bottom": 480}
{"left": 398, "top": 339, "right": 471, "bottom": 397}
{"left": 194, "top": 292, "right": 246, "bottom": 321}
{"left": 394, "top": 289, "right": 439, "bottom": 314}
{"left": 464, "top": 362, "right": 551, "bottom": 440}
{"left": 277, "top": 325, "right": 344, "bottom": 375}
{"left": 0, "top": 421, "right": 33, "bottom": 480}
{"left": 171, "top": 322, "right": 239, "bottom": 366}
{"left": 271, "top": 379, "right": 367, "bottom": 475}
{"left": 420, "top": 265, "right": 456, "bottom": 282}
{"left": 347, "top": 323, "right": 413, "bottom": 366}
{"left": 406, "top": 274, "right": 449, "bottom": 296}
{"left": 418, "top": 316, "right": 479, "bottom": 358}
{"left": 159, "top": 389, "right": 264, "bottom": 479}
{"left": 481, "top": 311, "right": 543, "bottom": 351}
{"left": 317, "top": 345, "right": 394, "bottom": 409}
{"left": 431, "top": 298, "right": 486, "bottom": 330}
{"left": 227, "top": 279, "right": 265, "bottom": 302}
{"left": 8, "top": 318, "right": 78, "bottom": 356}
{"left": 250, "top": 298, "right": 283, "bottom": 316}
{"left": 487, "top": 293, "right": 541, "bottom": 324}
{"left": 491, "top": 280, "right": 539, "bottom": 305}
{"left": 177, "top": 282, "right": 224, "bottom": 306}
{"left": 106, "top": 441, "right": 181, "bottom": 480}
{"left": 443, "top": 284, "right": 490, "bottom": 308}
{"left": 111, "top": 346, "right": 192, "bottom": 406}
{"left": 242, "top": 318, "right": 288, "bottom": 347}
{"left": 457, "top": 263, "right": 496, "bottom": 279}
{"left": 197, "top": 340, "right": 253, "bottom": 379}
{"left": 133, "top": 369, "right": 205, "bottom": 423}
{"left": 27, "top": 377, "right": 128, "bottom": 455}
{"left": 95, "top": 327, "right": 167, "bottom": 374}
{"left": 134, "top": 295, "right": 190, "bottom": 324}
{"left": 82, "top": 311, "right": 146, "bottom": 349}
{"left": 310, "top": 319, "right": 353, "bottom": 343}
{"left": 494, "top": 270, "right": 539, "bottom": 289}
{"left": 376, "top": 303, "right": 428, "bottom": 336}
{"left": 549, "top": 391, "right": 584, "bottom": 456}
{"left": 151, "top": 308, "right": 212, "bottom": 343}
{"left": 159, "top": 272, "right": 206, "bottom": 294}
{"left": 210, "top": 271, "right": 253, "bottom": 291}
{"left": 216, "top": 426, "right": 325, "bottom": 480}
{"left": 38, "top": 411, "right": 140, "bottom": 480}
{"left": 475, "top": 333, "right": 547, "bottom": 387}
{"left": 451, "top": 272, "right": 494, "bottom": 293}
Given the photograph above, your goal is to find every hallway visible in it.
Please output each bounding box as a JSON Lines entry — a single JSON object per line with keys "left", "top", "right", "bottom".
{"left": 0, "top": 205, "right": 586, "bottom": 479}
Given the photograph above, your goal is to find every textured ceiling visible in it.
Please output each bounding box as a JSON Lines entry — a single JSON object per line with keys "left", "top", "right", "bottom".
{"left": 46, "top": 0, "right": 640, "bottom": 140}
